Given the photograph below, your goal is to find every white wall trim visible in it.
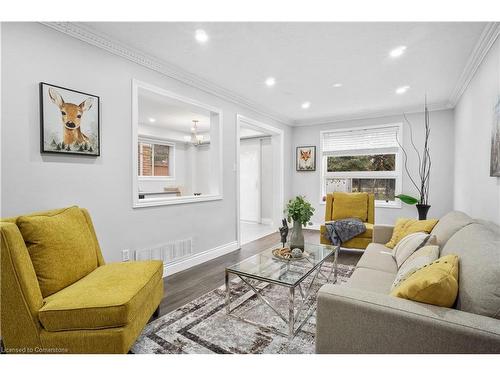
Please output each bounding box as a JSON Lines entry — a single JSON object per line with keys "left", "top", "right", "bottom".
{"left": 164, "top": 241, "right": 239, "bottom": 276}
{"left": 293, "top": 101, "right": 452, "bottom": 127}
{"left": 40, "top": 22, "right": 292, "bottom": 126}
{"left": 449, "top": 22, "right": 500, "bottom": 107}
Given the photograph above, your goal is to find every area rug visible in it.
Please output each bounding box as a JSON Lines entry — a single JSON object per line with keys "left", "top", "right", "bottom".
{"left": 131, "top": 263, "right": 355, "bottom": 354}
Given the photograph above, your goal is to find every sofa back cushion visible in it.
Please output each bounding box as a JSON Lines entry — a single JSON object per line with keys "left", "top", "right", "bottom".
{"left": 332, "top": 192, "right": 368, "bottom": 222}
{"left": 16, "top": 206, "right": 99, "bottom": 297}
{"left": 441, "top": 222, "right": 500, "bottom": 319}
{"left": 430, "top": 211, "right": 474, "bottom": 247}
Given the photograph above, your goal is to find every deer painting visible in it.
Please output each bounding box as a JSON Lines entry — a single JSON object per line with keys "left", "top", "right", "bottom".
{"left": 48, "top": 87, "right": 93, "bottom": 147}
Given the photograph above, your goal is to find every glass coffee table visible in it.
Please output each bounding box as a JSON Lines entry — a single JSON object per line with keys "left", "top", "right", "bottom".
{"left": 225, "top": 242, "right": 338, "bottom": 338}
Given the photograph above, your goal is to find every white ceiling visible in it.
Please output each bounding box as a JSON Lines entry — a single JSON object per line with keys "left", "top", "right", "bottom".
{"left": 138, "top": 88, "right": 211, "bottom": 133}
{"left": 85, "top": 22, "right": 487, "bottom": 125}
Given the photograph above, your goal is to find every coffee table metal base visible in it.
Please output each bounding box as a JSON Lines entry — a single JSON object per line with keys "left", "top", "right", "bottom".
{"left": 225, "top": 246, "right": 338, "bottom": 339}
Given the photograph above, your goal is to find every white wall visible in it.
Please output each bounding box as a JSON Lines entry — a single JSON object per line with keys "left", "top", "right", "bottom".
{"left": 454, "top": 36, "right": 500, "bottom": 224}
{"left": 291, "top": 109, "right": 455, "bottom": 225}
{"left": 0, "top": 22, "right": 293, "bottom": 263}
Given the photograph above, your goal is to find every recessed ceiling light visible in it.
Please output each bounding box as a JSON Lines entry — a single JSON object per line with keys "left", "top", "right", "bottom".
{"left": 265, "top": 77, "right": 276, "bottom": 87}
{"left": 332, "top": 83, "right": 343, "bottom": 88}
{"left": 395, "top": 85, "right": 410, "bottom": 94}
{"left": 390, "top": 46, "right": 407, "bottom": 58}
{"left": 301, "top": 101, "right": 311, "bottom": 109}
{"left": 148, "top": 118, "right": 156, "bottom": 123}
{"left": 195, "top": 29, "right": 209, "bottom": 43}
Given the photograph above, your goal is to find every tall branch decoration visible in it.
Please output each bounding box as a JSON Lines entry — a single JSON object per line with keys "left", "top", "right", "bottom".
{"left": 395, "top": 97, "right": 432, "bottom": 220}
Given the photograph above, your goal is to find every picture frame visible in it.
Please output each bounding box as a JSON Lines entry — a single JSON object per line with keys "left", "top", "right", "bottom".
{"left": 296, "top": 146, "right": 316, "bottom": 171}
{"left": 39, "top": 82, "right": 100, "bottom": 156}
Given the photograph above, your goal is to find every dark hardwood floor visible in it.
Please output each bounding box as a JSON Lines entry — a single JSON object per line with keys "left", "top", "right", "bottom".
{"left": 157, "top": 229, "right": 362, "bottom": 318}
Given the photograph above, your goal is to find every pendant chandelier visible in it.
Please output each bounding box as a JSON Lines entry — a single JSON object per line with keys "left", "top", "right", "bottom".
{"left": 183, "top": 120, "right": 204, "bottom": 145}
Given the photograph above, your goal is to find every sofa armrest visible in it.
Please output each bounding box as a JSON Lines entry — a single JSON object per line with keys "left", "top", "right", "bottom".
{"left": 372, "top": 224, "right": 394, "bottom": 244}
{"left": 316, "top": 284, "right": 500, "bottom": 353}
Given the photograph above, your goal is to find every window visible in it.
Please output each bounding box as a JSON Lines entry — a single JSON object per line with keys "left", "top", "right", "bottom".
{"left": 138, "top": 137, "right": 174, "bottom": 179}
{"left": 320, "top": 124, "right": 402, "bottom": 207}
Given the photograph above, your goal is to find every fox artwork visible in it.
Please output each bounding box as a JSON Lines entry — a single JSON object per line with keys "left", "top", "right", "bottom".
{"left": 40, "top": 83, "right": 100, "bottom": 156}
{"left": 296, "top": 146, "right": 316, "bottom": 171}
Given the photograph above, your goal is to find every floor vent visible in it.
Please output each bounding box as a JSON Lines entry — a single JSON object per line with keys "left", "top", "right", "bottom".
{"left": 135, "top": 238, "right": 193, "bottom": 264}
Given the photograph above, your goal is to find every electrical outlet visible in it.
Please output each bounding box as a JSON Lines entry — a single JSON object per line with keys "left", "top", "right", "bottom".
{"left": 122, "top": 249, "right": 130, "bottom": 262}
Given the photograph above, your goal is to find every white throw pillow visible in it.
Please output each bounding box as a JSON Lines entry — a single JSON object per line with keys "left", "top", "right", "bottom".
{"left": 392, "top": 232, "right": 429, "bottom": 268}
{"left": 391, "top": 245, "right": 440, "bottom": 289}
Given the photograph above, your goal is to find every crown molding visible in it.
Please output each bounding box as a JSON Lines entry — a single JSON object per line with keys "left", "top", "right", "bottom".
{"left": 292, "top": 100, "right": 453, "bottom": 127}
{"left": 449, "top": 22, "right": 500, "bottom": 107}
{"left": 40, "top": 22, "right": 293, "bottom": 126}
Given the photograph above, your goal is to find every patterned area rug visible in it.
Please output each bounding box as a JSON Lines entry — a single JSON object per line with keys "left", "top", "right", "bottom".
{"left": 131, "top": 262, "right": 354, "bottom": 354}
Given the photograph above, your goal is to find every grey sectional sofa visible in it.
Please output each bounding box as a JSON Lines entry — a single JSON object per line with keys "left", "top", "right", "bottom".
{"left": 316, "top": 211, "right": 500, "bottom": 353}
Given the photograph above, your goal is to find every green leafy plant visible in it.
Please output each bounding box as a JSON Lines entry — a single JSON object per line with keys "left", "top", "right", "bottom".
{"left": 395, "top": 194, "right": 419, "bottom": 205}
{"left": 285, "top": 196, "right": 315, "bottom": 226}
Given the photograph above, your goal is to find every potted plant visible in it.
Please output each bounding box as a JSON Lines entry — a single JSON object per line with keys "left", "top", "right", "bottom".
{"left": 396, "top": 98, "right": 432, "bottom": 220}
{"left": 285, "top": 196, "right": 315, "bottom": 250}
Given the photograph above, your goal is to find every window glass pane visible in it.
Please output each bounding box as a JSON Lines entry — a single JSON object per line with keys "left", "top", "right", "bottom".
{"left": 327, "top": 154, "right": 395, "bottom": 172}
{"left": 325, "top": 178, "right": 396, "bottom": 201}
{"left": 153, "top": 144, "right": 169, "bottom": 176}
{"left": 138, "top": 142, "right": 152, "bottom": 176}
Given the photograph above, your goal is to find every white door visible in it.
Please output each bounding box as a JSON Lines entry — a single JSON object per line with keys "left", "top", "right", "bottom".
{"left": 240, "top": 139, "right": 261, "bottom": 222}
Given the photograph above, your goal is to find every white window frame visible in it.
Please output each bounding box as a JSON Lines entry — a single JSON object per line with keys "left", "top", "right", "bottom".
{"left": 319, "top": 123, "right": 403, "bottom": 209}
{"left": 138, "top": 135, "right": 175, "bottom": 181}
{"left": 132, "top": 79, "right": 223, "bottom": 208}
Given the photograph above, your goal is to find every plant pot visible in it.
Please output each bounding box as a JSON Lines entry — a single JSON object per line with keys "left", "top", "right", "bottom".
{"left": 289, "top": 220, "right": 304, "bottom": 251}
{"left": 416, "top": 204, "right": 431, "bottom": 220}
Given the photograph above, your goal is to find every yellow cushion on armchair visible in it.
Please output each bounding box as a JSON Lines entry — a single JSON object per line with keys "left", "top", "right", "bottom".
{"left": 332, "top": 192, "right": 369, "bottom": 221}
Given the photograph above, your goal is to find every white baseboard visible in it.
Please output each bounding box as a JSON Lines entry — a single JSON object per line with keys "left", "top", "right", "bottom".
{"left": 163, "top": 241, "right": 239, "bottom": 277}
{"left": 261, "top": 218, "right": 273, "bottom": 225}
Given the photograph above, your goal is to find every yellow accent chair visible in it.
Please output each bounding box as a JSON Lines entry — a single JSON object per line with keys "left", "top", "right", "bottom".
{"left": 1, "top": 207, "right": 163, "bottom": 354}
{"left": 320, "top": 192, "right": 375, "bottom": 250}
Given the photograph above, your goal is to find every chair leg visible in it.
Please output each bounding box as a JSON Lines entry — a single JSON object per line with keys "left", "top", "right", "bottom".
{"left": 0, "top": 338, "right": 5, "bottom": 354}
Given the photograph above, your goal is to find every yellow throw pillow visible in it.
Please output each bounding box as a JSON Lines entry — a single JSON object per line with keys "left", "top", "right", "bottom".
{"left": 385, "top": 218, "right": 438, "bottom": 249}
{"left": 332, "top": 192, "right": 368, "bottom": 222}
{"left": 391, "top": 254, "right": 459, "bottom": 307}
{"left": 16, "top": 206, "right": 99, "bottom": 297}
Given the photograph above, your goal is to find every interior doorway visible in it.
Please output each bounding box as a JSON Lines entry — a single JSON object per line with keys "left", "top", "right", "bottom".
{"left": 236, "top": 115, "right": 284, "bottom": 247}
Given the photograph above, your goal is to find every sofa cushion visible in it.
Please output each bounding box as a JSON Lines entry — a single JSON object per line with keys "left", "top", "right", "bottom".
{"left": 385, "top": 218, "right": 438, "bottom": 249}
{"left": 355, "top": 243, "right": 398, "bottom": 274}
{"left": 38, "top": 260, "right": 163, "bottom": 331}
{"left": 346, "top": 267, "right": 396, "bottom": 294}
{"left": 392, "top": 245, "right": 440, "bottom": 289}
{"left": 332, "top": 192, "right": 368, "bottom": 222}
{"left": 441, "top": 222, "right": 500, "bottom": 319}
{"left": 17, "top": 206, "right": 99, "bottom": 297}
{"left": 391, "top": 254, "right": 459, "bottom": 308}
{"left": 430, "top": 211, "right": 474, "bottom": 247}
{"left": 392, "top": 232, "right": 429, "bottom": 268}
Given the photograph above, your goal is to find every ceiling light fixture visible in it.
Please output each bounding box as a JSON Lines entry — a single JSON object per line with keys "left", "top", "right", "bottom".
{"left": 332, "top": 83, "right": 343, "bottom": 88}
{"left": 265, "top": 77, "right": 276, "bottom": 87}
{"left": 185, "top": 120, "right": 204, "bottom": 146}
{"left": 395, "top": 85, "right": 410, "bottom": 94}
{"left": 195, "top": 29, "right": 209, "bottom": 43}
{"left": 390, "top": 46, "right": 407, "bottom": 58}
{"left": 301, "top": 101, "right": 311, "bottom": 109}
{"left": 148, "top": 118, "right": 156, "bottom": 123}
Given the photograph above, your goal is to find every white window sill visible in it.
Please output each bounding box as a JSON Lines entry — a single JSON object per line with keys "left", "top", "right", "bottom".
{"left": 133, "top": 194, "right": 222, "bottom": 208}
{"left": 138, "top": 176, "right": 175, "bottom": 181}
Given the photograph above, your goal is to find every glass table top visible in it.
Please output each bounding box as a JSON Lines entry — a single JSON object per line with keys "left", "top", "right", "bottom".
{"left": 226, "top": 242, "right": 336, "bottom": 287}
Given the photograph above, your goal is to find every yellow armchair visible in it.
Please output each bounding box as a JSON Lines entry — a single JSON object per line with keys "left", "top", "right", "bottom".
{"left": 1, "top": 207, "right": 163, "bottom": 353}
{"left": 320, "top": 193, "right": 374, "bottom": 250}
